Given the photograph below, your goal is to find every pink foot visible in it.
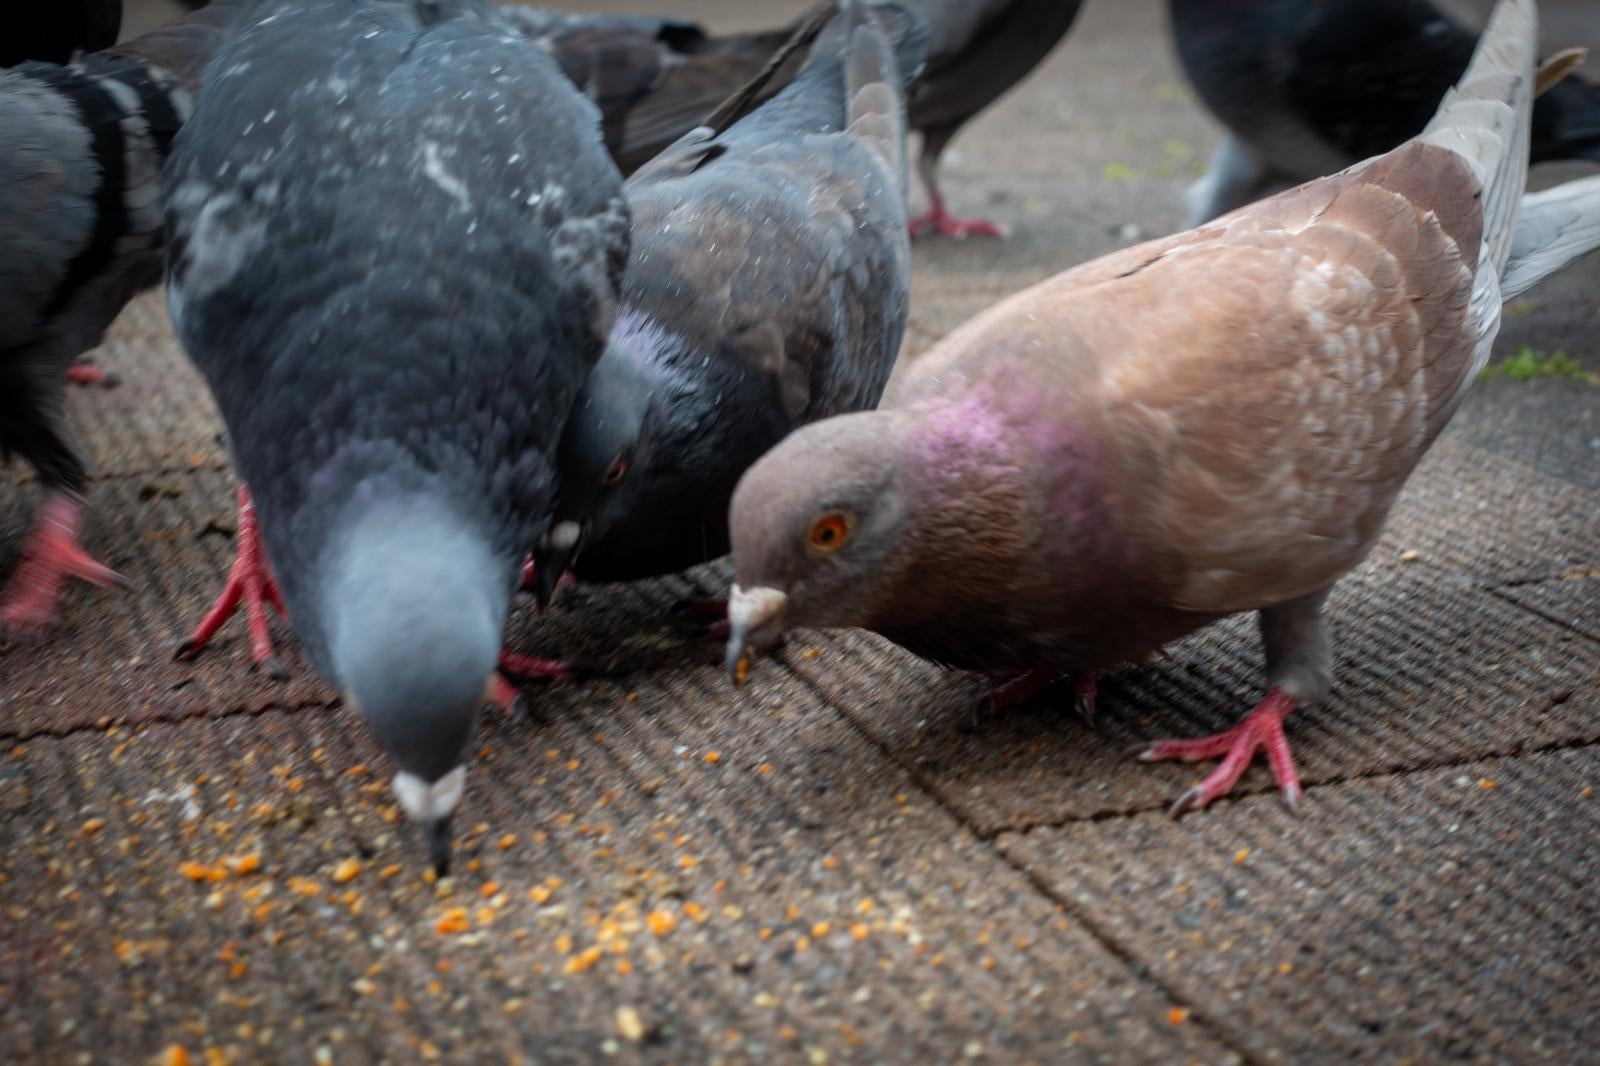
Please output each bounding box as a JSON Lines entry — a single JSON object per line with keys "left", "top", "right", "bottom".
{"left": 174, "top": 486, "right": 287, "bottom": 677}
{"left": 497, "top": 648, "right": 570, "bottom": 682}
{"left": 485, "top": 672, "right": 527, "bottom": 716}
{"left": 66, "top": 362, "right": 118, "bottom": 388}
{"left": 908, "top": 205, "right": 1009, "bottom": 240}
{"left": 982, "top": 668, "right": 1064, "bottom": 714}
{"left": 0, "top": 493, "right": 122, "bottom": 633}
{"left": 1136, "top": 689, "right": 1302, "bottom": 815}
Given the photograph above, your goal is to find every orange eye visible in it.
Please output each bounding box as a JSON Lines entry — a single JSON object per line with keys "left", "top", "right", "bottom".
{"left": 601, "top": 457, "right": 627, "bottom": 487}
{"left": 806, "top": 512, "right": 852, "bottom": 554}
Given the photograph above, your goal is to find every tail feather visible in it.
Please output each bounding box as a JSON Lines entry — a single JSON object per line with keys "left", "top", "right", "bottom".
{"left": 1501, "top": 175, "right": 1600, "bottom": 299}
{"left": 1417, "top": 0, "right": 1538, "bottom": 278}
{"left": 840, "top": 1, "right": 927, "bottom": 196}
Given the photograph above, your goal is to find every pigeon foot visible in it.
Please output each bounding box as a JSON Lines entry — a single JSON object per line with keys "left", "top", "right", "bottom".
{"left": 174, "top": 485, "right": 287, "bottom": 677}
{"left": 66, "top": 362, "right": 119, "bottom": 388}
{"left": 982, "top": 668, "right": 1063, "bottom": 714}
{"left": 485, "top": 672, "right": 528, "bottom": 716}
{"left": 519, "top": 555, "right": 576, "bottom": 599}
{"left": 909, "top": 206, "right": 1010, "bottom": 240}
{"left": 1136, "top": 688, "right": 1302, "bottom": 815}
{"left": 497, "top": 648, "right": 571, "bottom": 682}
{"left": 0, "top": 492, "right": 122, "bottom": 634}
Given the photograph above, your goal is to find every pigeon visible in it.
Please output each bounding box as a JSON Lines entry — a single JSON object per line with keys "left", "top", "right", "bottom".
{"left": 506, "top": 1, "right": 1081, "bottom": 240}
{"left": 163, "top": 0, "right": 629, "bottom": 872}
{"left": 500, "top": 6, "right": 810, "bottom": 176}
{"left": 897, "top": 0, "right": 1085, "bottom": 238}
{"left": 0, "top": 0, "right": 248, "bottom": 633}
{"left": 527, "top": 0, "right": 925, "bottom": 639}
{"left": 723, "top": 0, "right": 1600, "bottom": 814}
{"left": 1172, "top": 0, "right": 1600, "bottom": 226}
{"left": 0, "top": 1, "right": 122, "bottom": 69}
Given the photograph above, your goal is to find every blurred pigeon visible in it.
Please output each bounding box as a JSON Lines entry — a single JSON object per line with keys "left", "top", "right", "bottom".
{"left": 724, "top": 0, "right": 1600, "bottom": 814}
{"left": 0, "top": 0, "right": 247, "bottom": 633}
{"left": 500, "top": 6, "right": 810, "bottom": 176}
{"left": 164, "top": 0, "right": 629, "bottom": 872}
{"left": 0, "top": 1, "right": 122, "bottom": 68}
{"left": 898, "top": 0, "right": 1084, "bottom": 238}
{"left": 1172, "top": 0, "right": 1600, "bottom": 226}
{"left": 527, "top": 0, "right": 924, "bottom": 637}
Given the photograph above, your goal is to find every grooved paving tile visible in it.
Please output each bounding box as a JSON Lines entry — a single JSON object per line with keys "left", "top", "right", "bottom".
{"left": 0, "top": 687, "right": 1231, "bottom": 1064}
{"left": 998, "top": 747, "right": 1600, "bottom": 1063}
{"left": 1, "top": 470, "right": 330, "bottom": 737}
{"left": 1498, "top": 574, "right": 1600, "bottom": 643}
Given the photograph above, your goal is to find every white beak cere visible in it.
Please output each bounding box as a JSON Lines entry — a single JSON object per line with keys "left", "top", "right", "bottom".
{"left": 392, "top": 765, "right": 466, "bottom": 823}
{"left": 727, "top": 584, "right": 789, "bottom": 632}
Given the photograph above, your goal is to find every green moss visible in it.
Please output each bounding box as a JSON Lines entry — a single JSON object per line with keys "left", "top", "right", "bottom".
{"left": 1477, "top": 346, "right": 1599, "bottom": 384}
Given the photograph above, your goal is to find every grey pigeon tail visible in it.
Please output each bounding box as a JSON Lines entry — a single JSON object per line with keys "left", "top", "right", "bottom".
{"left": 501, "top": 6, "right": 814, "bottom": 176}
{"left": 163, "top": 0, "right": 629, "bottom": 872}
{"left": 726, "top": 0, "right": 1596, "bottom": 816}
{"left": 531, "top": 0, "right": 925, "bottom": 622}
{"left": 1172, "top": 0, "right": 1600, "bottom": 227}
{"left": 0, "top": 0, "right": 250, "bottom": 635}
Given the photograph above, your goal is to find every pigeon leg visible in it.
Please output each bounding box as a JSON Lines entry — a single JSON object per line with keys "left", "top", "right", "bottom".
{"left": 497, "top": 648, "right": 570, "bottom": 681}
{"left": 174, "top": 485, "right": 287, "bottom": 677}
{"left": 66, "top": 362, "right": 118, "bottom": 388}
{"left": 0, "top": 491, "right": 122, "bottom": 633}
{"left": 1073, "top": 672, "right": 1098, "bottom": 725}
{"left": 1181, "top": 134, "right": 1274, "bottom": 228}
{"left": 1138, "top": 589, "right": 1331, "bottom": 814}
{"left": 908, "top": 123, "right": 1009, "bottom": 240}
{"left": 982, "top": 668, "right": 1064, "bottom": 713}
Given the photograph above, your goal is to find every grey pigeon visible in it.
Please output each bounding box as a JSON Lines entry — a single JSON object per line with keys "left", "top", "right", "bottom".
{"left": 509, "top": 1, "right": 1082, "bottom": 240}
{"left": 164, "top": 0, "right": 629, "bottom": 872}
{"left": 527, "top": 0, "right": 924, "bottom": 636}
{"left": 0, "top": 0, "right": 247, "bottom": 633}
{"left": 1172, "top": 0, "right": 1600, "bottom": 226}
{"left": 0, "top": 1, "right": 122, "bottom": 68}
{"left": 898, "top": 0, "right": 1084, "bottom": 238}
{"left": 724, "top": 0, "right": 1600, "bottom": 814}
{"left": 500, "top": 5, "right": 812, "bottom": 177}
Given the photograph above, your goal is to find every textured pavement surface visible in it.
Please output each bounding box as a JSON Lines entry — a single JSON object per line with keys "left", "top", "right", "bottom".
{"left": 3, "top": 0, "right": 1598, "bottom": 1062}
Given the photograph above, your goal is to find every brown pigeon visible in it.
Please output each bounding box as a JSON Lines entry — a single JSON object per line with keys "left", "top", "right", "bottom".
{"left": 722, "top": 0, "right": 1600, "bottom": 813}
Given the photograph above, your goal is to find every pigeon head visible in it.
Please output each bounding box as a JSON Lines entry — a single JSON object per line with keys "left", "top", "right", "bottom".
{"left": 319, "top": 496, "right": 512, "bottom": 875}
{"left": 538, "top": 311, "right": 702, "bottom": 599}
{"left": 723, "top": 411, "right": 913, "bottom": 680}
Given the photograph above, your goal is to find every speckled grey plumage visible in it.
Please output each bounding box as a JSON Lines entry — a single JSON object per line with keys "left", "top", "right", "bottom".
{"left": 539, "top": 1, "right": 923, "bottom": 590}
{"left": 0, "top": 1, "right": 245, "bottom": 500}
{"left": 163, "top": 0, "right": 628, "bottom": 818}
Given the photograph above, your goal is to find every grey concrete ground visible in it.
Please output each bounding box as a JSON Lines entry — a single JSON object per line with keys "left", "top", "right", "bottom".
{"left": 3, "top": 0, "right": 1598, "bottom": 1062}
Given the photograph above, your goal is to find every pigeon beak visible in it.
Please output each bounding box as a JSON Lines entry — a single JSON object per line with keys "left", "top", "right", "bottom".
{"left": 424, "top": 815, "right": 454, "bottom": 877}
{"left": 723, "top": 584, "right": 789, "bottom": 686}
{"left": 532, "top": 521, "right": 583, "bottom": 609}
{"left": 391, "top": 766, "right": 466, "bottom": 874}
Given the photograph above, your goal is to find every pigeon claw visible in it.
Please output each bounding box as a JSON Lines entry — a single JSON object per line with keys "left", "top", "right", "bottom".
{"left": 0, "top": 492, "right": 122, "bottom": 635}
{"left": 1137, "top": 688, "right": 1302, "bottom": 816}
{"left": 496, "top": 648, "right": 570, "bottom": 682}
{"left": 519, "top": 555, "right": 576, "bottom": 602}
{"left": 1073, "top": 672, "right": 1099, "bottom": 726}
{"left": 908, "top": 206, "right": 1010, "bottom": 240}
{"left": 175, "top": 486, "right": 286, "bottom": 675}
